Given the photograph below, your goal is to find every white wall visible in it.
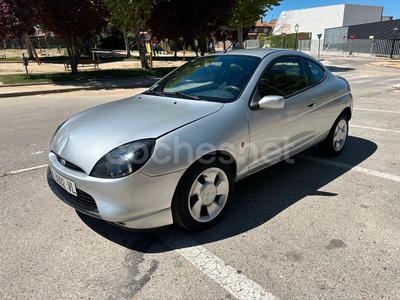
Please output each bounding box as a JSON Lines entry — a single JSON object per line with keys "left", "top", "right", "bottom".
{"left": 272, "top": 4, "right": 383, "bottom": 52}
{"left": 273, "top": 5, "right": 346, "bottom": 40}
{"left": 343, "top": 4, "right": 383, "bottom": 26}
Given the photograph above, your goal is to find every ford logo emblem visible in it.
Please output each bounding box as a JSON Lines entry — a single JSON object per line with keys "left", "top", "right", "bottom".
{"left": 60, "top": 158, "right": 66, "bottom": 166}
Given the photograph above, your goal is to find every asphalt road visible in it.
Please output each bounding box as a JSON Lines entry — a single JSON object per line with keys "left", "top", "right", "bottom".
{"left": 1, "top": 58, "right": 399, "bottom": 300}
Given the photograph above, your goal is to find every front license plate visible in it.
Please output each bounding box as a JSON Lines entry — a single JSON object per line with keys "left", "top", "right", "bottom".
{"left": 51, "top": 167, "right": 77, "bottom": 197}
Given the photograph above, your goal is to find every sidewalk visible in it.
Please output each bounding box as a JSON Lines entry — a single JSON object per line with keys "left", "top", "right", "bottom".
{"left": 369, "top": 60, "right": 400, "bottom": 69}
{"left": 0, "top": 78, "right": 158, "bottom": 98}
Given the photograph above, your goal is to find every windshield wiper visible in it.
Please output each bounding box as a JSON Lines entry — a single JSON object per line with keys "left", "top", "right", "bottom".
{"left": 143, "top": 90, "right": 164, "bottom": 96}
{"left": 173, "top": 92, "right": 200, "bottom": 100}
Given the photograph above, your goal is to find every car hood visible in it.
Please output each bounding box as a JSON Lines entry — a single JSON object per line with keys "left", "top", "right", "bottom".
{"left": 50, "top": 94, "right": 223, "bottom": 174}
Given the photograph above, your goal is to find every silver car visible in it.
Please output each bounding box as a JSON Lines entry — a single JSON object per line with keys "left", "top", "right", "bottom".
{"left": 47, "top": 49, "right": 352, "bottom": 231}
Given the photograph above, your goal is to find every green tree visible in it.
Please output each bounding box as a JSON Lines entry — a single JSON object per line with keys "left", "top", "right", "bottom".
{"left": 37, "top": 0, "right": 108, "bottom": 75}
{"left": 227, "top": 0, "right": 282, "bottom": 49}
{"left": 101, "top": 0, "right": 132, "bottom": 57}
{"left": 102, "top": 0, "right": 151, "bottom": 69}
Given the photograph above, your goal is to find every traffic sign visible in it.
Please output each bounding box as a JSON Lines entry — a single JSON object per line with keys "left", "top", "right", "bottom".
{"left": 350, "top": 34, "right": 355, "bottom": 40}
{"left": 298, "top": 35, "right": 303, "bottom": 40}
{"left": 342, "top": 35, "right": 346, "bottom": 40}
{"left": 317, "top": 34, "right": 322, "bottom": 40}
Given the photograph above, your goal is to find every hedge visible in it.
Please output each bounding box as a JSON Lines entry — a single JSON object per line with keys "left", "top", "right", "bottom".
{"left": 264, "top": 32, "right": 311, "bottom": 49}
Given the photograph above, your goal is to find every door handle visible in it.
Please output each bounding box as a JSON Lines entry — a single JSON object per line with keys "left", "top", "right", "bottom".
{"left": 307, "top": 100, "right": 316, "bottom": 108}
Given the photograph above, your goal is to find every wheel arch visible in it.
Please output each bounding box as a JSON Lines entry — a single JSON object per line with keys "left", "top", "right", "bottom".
{"left": 341, "top": 106, "right": 352, "bottom": 121}
{"left": 171, "top": 149, "right": 237, "bottom": 230}
{"left": 179, "top": 149, "right": 238, "bottom": 183}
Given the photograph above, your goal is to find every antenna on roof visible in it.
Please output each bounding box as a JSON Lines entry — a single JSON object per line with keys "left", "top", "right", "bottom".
{"left": 224, "top": 26, "right": 252, "bottom": 53}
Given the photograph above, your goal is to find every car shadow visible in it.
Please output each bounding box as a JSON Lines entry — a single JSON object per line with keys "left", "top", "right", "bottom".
{"left": 325, "top": 66, "right": 355, "bottom": 72}
{"left": 77, "top": 135, "right": 377, "bottom": 253}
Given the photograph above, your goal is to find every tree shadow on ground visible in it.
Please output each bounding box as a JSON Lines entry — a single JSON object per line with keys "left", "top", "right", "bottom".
{"left": 78, "top": 136, "right": 377, "bottom": 253}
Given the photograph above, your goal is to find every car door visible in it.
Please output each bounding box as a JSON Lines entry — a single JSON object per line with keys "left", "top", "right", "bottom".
{"left": 247, "top": 55, "right": 320, "bottom": 173}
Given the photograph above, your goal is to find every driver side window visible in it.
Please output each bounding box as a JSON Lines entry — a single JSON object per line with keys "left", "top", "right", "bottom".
{"left": 258, "top": 56, "right": 311, "bottom": 98}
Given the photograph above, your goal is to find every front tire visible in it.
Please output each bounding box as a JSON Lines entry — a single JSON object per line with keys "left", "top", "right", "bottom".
{"left": 319, "top": 114, "right": 349, "bottom": 156}
{"left": 172, "top": 160, "right": 233, "bottom": 231}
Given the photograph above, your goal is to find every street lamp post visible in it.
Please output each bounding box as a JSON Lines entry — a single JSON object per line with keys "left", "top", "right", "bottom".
{"left": 294, "top": 24, "right": 299, "bottom": 50}
{"left": 317, "top": 34, "right": 322, "bottom": 60}
{"left": 281, "top": 32, "right": 286, "bottom": 49}
{"left": 390, "top": 27, "right": 398, "bottom": 58}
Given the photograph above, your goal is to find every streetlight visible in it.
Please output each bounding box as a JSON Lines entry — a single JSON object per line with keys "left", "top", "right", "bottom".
{"left": 390, "top": 27, "right": 398, "bottom": 58}
{"left": 281, "top": 32, "right": 286, "bottom": 49}
{"left": 294, "top": 24, "right": 299, "bottom": 50}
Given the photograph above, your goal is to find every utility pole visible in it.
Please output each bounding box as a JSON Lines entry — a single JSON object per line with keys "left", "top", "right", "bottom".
{"left": 317, "top": 34, "right": 322, "bottom": 60}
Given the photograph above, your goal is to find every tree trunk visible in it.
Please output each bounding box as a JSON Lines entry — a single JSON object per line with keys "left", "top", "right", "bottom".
{"left": 25, "top": 38, "right": 34, "bottom": 59}
{"left": 66, "top": 38, "right": 81, "bottom": 75}
{"left": 200, "top": 36, "right": 206, "bottom": 56}
{"left": 192, "top": 41, "right": 199, "bottom": 57}
{"left": 135, "top": 33, "right": 149, "bottom": 69}
{"left": 66, "top": 45, "right": 78, "bottom": 75}
{"left": 121, "top": 25, "right": 131, "bottom": 57}
{"left": 173, "top": 40, "right": 177, "bottom": 57}
{"left": 237, "top": 25, "right": 244, "bottom": 49}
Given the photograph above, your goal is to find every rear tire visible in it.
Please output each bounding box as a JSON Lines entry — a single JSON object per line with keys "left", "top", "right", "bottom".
{"left": 319, "top": 114, "right": 349, "bottom": 157}
{"left": 172, "top": 160, "right": 233, "bottom": 231}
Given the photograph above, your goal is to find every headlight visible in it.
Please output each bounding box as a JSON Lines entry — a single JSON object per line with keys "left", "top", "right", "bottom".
{"left": 90, "top": 139, "right": 155, "bottom": 179}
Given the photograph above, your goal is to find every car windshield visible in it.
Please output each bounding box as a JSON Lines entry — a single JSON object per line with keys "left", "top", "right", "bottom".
{"left": 147, "top": 55, "right": 261, "bottom": 103}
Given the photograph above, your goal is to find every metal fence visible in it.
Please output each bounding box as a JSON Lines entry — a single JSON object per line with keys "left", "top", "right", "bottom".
{"left": 245, "top": 40, "right": 260, "bottom": 49}
{"left": 298, "top": 40, "right": 311, "bottom": 51}
{"left": 323, "top": 39, "right": 400, "bottom": 56}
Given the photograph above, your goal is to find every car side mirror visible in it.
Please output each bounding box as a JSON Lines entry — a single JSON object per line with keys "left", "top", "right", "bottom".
{"left": 258, "top": 95, "right": 285, "bottom": 109}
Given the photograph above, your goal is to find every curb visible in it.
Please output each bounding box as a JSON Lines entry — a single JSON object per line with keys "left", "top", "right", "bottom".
{"left": 369, "top": 62, "right": 400, "bottom": 69}
{"left": 0, "top": 77, "right": 160, "bottom": 88}
{"left": 0, "top": 81, "right": 157, "bottom": 98}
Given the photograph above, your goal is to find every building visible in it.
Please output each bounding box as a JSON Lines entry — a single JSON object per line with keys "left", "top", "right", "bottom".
{"left": 324, "top": 19, "right": 400, "bottom": 56}
{"left": 247, "top": 18, "right": 274, "bottom": 40}
{"left": 272, "top": 4, "right": 389, "bottom": 52}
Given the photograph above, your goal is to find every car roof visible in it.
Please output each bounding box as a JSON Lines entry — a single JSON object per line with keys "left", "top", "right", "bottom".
{"left": 219, "top": 48, "right": 283, "bottom": 58}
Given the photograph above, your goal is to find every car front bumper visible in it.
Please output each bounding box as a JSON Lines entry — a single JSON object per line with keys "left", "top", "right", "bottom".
{"left": 47, "top": 152, "right": 185, "bottom": 229}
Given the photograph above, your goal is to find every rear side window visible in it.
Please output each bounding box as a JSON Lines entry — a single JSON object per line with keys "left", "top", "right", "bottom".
{"left": 305, "top": 59, "right": 325, "bottom": 83}
{"left": 258, "top": 56, "right": 311, "bottom": 98}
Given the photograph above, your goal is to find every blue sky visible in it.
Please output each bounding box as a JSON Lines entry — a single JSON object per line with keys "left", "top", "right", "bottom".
{"left": 265, "top": 1, "right": 400, "bottom": 21}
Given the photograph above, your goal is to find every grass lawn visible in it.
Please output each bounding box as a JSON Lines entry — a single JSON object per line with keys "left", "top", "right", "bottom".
{"left": 0, "top": 67, "right": 176, "bottom": 85}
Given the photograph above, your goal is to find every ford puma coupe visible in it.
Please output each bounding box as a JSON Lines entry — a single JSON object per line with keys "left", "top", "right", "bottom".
{"left": 47, "top": 49, "right": 352, "bottom": 231}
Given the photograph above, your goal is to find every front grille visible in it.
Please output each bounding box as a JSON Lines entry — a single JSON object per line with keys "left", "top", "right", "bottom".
{"left": 76, "top": 189, "right": 97, "bottom": 208}
{"left": 54, "top": 153, "right": 85, "bottom": 173}
{"left": 48, "top": 170, "right": 100, "bottom": 219}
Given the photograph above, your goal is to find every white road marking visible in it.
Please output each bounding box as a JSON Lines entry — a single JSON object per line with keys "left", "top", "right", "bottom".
{"left": 354, "top": 108, "right": 400, "bottom": 114}
{"left": 7, "top": 164, "right": 48, "bottom": 175}
{"left": 356, "top": 98, "right": 400, "bottom": 103}
{"left": 299, "top": 154, "right": 400, "bottom": 183}
{"left": 31, "top": 151, "right": 45, "bottom": 155}
{"left": 351, "top": 79, "right": 374, "bottom": 84}
{"left": 344, "top": 75, "right": 369, "bottom": 79}
{"left": 159, "top": 228, "right": 276, "bottom": 300}
{"left": 341, "top": 73, "right": 359, "bottom": 77}
{"left": 384, "top": 78, "right": 400, "bottom": 82}
{"left": 351, "top": 125, "right": 400, "bottom": 134}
